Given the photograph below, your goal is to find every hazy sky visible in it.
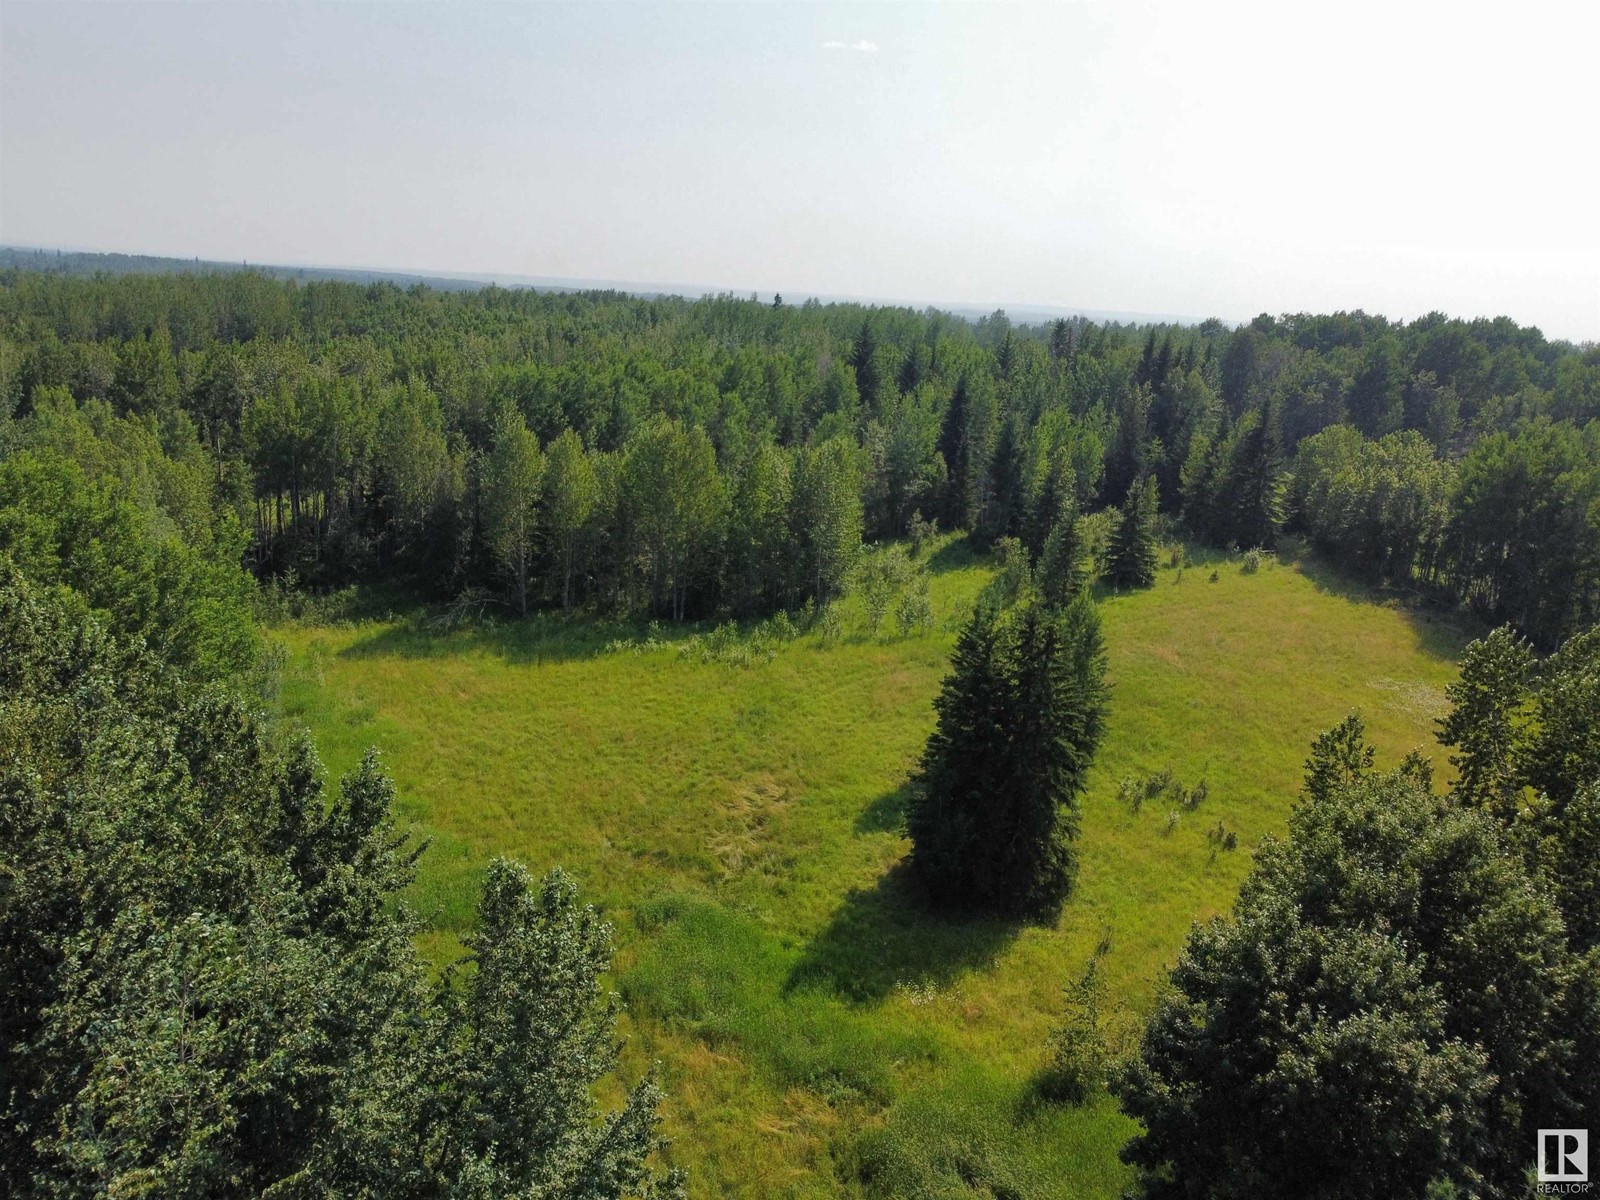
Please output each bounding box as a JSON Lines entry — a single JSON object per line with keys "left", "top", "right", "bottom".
{"left": 3, "top": 1, "right": 1597, "bottom": 339}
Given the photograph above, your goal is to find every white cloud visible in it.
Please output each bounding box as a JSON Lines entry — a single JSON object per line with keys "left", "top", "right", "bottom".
{"left": 821, "top": 39, "right": 878, "bottom": 53}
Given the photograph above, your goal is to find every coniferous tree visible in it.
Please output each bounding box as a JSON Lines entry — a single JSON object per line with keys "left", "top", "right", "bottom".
{"left": 1109, "top": 473, "right": 1159, "bottom": 589}
{"left": 980, "top": 414, "right": 1027, "bottom": 545}
{"left": 905, "top": 603, "right": 1010, "bottom": 905}
{"left": 1436, "top": 625, "right": 1533, "bottom": 818}
{"left": 1225, "top": 398, "right": 1285, "bottom": 550}
{"left": 1103, "top": 385, "right": 1151, "bottom": 507}
{"left": 849, "top": 318, "right": 882, "bottom": 418}
{"left": 1037, "top": 496, "right": 1087, "bottom": 608}
{"left": 937, "top": 374, "right": 972, "bottom": 529}
{"left": 1218, "top": 326, "right": 1261, "bottom": 415}
{"left": 906, "top": 593, "right": 1109, "bottom": 917}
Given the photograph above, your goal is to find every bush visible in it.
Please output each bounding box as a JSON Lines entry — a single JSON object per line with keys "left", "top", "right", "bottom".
{"left": 896, "top": 572, "right": 934, "bottom": 636}
{"left": 1040, "top": 948, "right": 1124, "bottom": 1105}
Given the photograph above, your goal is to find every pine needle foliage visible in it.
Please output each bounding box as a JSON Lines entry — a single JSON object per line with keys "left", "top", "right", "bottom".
{"left": 905, "top": 592, "right": 1109, "bottom": 918}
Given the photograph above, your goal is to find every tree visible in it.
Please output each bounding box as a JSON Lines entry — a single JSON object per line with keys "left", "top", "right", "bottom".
{"left": 1109, "top": 473, "right": 1159, "bottom": 589}
{"left": 1117, "top": 715, "right": 1597, "bottom": 1200}
{"left": 725, "top": 440, "right": 793, "bottom": 614}
{"left": 622, "top": 418, "right": 726, "bottom": 620}
{"left": 980, "top": 414, "right": 1027, "bottom": 545}
{"left": 1347, "top": 336, "right": 1406, "bottom": 437}
{"left": 1103, "top": 385, "right": 1151, "bottom": 508}
{"left": 482, "top": 410, "right": 546, "bottom": 615}
{"left": 1218, "top": 326, "right": 1260, "bottom": 415}
{"left": 1444, "top": 422, "right": 1600, "bottom": 647}
{"left": 936, "top": 374, "right": 972, "bottom": 528}
{"left": 1037, "top": 496, "right": 1087, "bottom": 607}
{"left": 0, "top": 570, "right": 683, "bottom": 1199}
{"left": 906, "top": 593, "right": 1109, "bottom": 917}
{"left": 937, "top": 373, "right": 996, "bottom": 531}
{"left": 790, "top": 436, "right": 862, "bottom": 605}
{"left": 1435, "top": 625, "right": 1533, "bottom": 818}
{"left": 1225, "top": 398, "right": 1285, "bottom": 550}
{"left": 0, "top": 450, "right": 258, "bottom": 682}
{"left": 849, "top": 317, "right": 882, "bottom": 417}
{"left": 541, "top": 427, "right": 598, "bottom": 609}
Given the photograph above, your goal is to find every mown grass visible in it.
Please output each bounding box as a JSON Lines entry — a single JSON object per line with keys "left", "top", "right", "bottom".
{"left": 274, "top": 537, "right": 1473, "bottom": 1198}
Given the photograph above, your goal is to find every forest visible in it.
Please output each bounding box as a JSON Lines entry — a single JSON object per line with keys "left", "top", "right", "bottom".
{"left": 3, "top": 266, "right": 1599, "bottom": 1198}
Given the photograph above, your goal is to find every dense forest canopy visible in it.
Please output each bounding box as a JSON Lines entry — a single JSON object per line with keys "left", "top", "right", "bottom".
{"left": 5, "top": 265, "right": 1600, "bottom": 1197}
{"left": 2, "top": 268, "right": 1598, "bottom": 648}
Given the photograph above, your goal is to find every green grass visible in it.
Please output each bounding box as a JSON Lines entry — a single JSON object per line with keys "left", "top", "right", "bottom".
{"left": 274, "top": 538, "right": 1473, "bottom": 1198}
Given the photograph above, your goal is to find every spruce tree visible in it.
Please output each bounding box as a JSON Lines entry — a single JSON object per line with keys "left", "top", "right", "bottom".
{"left": 906, "top": 595, "right": 1109, "bottom": 917}
{"left": 849, "top": 318, "right": 881, "bottom": 417}
{"left": 1109, "top": 473, "right": 1159, "bottom": 589}
{"left": 937, "top": 374, "right": 972, "bottom": 529}
{"left": 905, "top": 603, "right": 1011, "bottom": 907}
{"left": 1037, "top": 496, "right": 1087, "bottom": 608}
{"left": 1225, "top": 398, "right": 1285, "bottom": 551}
{"left": 1103, "top": 385, "right": 1151, "bottom": 507}
{"left": 980, "top": 414, "right": 1026, "bottom": 545}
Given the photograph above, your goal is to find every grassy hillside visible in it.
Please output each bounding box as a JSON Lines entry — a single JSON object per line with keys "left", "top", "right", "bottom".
{"left": 275, "top": 540, "right": 1471, "bottom": 1198}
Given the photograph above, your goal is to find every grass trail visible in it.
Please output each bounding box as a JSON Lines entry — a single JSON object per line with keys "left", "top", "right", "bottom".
{"left": 277, "top": 540, "right": 1471, "bottom": 1198}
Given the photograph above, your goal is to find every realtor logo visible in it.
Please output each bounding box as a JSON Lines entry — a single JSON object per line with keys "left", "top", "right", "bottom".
{"left": 1540, "top": 1130, "right": 1589, "bottom": 1183}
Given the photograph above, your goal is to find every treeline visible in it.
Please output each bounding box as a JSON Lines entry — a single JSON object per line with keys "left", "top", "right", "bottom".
{"left": 0, "top": 277, "right": 685, "bottom": 1198}
{"left": 2, "top": 269, "right": 1597, "bottom": 640}
{"left": 1293, "top": 421, "right": 1600, "bottom": 646}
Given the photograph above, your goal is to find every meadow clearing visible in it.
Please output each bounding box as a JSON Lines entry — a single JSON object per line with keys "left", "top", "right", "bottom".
{"left": 275, "top": 540, "right": 1472, "bottom": 1198}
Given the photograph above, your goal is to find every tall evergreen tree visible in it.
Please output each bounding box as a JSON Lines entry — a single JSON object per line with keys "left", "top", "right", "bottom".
{"left": 1037, "top": 496, "right": 1087, "bottom": 608}
{"left": 849, "top": 317, "right": 882, "bottom": 418}
{"left": 937, "top": 374, "right": 972, "bottom": 529}
{"left": 1103, "top": 385, "right": 1151, "bottom": 507}
{"left": 1218, "top": 327, "right": 1261, "bottom": 415}
{"left": 980, "top": 414, "right": 1027, "bottom": 546}
{"left": 1109, "top": 473, "right": 1159, "bottom": 589}
{"left": 1226, "top": 398, "right": 1285, "bottom": 550}
{"left": 906, "top": 594, "right": 1109, "bottom": 917}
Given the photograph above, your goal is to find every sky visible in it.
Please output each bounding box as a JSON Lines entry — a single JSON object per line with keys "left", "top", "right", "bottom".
{"left": 2, "top": 1, "right": 1597, "bottom": 340}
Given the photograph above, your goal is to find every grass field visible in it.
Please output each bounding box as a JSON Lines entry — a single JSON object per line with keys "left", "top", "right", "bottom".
{"left": 275, "top": 539, "right": 1473, "bottom": 1198}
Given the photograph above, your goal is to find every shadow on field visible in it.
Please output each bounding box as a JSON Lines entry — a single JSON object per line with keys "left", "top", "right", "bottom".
{"left": 1282, "top": 544, "right": 1477, "bottom": 664}
{"left": 922, "top": 535, "right": 984, "bottom": 576}
{"left": 854, "top": 783, "right": 911, "bottom": 834}
{"left": 784, "top": 861, "right": 1019, "bottom": 1003}
{"left": 335, "top": 613, "right": 684, "bottom": 667}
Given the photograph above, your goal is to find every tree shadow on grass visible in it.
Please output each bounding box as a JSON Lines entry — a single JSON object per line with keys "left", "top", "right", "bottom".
{"left": 854, "top": 783, "right": 911, "bottom": 834}
{"left": 784, "top": 861, "right": 1021, "bottom": 1004}
{"left": 334, "top": 611, "right": 694, "bottom": 667}
{"left": 922, "top": 534, "right": 985, "bottom": 576}
{"left": 1279, "top": 541, "right": 1480, "bottom": 664}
